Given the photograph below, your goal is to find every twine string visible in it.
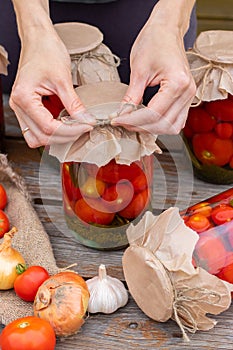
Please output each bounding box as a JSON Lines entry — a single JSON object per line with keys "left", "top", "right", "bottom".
{"left": 71, "top": 51, "right": 121, "bottom": 68}
{"left": 187, "top": 50, "right": 233, "bottom": 106}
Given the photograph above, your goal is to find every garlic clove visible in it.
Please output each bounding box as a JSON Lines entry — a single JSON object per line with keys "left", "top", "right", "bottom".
{"left": 86, "top": 264, "right": 128, "bottom": 314}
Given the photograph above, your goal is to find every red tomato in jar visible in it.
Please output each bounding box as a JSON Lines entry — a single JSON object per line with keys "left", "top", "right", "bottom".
{"left": 186, "top": 106, "right": 216, "bottom": 133}
{"left": 0, "top": 209, "right": 10, "bottom": 238}
{"left": 204, "top": 98, "right": 233, "bottom": 122}
{"left": 101, "top": 181, "right": 134, "bottom": 212}
{"left": 14, "top": 265, "right": 50, "bottom": 302}
{"left": 97, "top": 159, "right": 142, "bottom": 184}
{"left": 192, "top": 132, "right": 233, "bottom": 166}
{"left": 216, "top": 252, "right": 233, "bottom": 284}
{"left": 62, "top": 163, "right": 82, "bottom": 202}
{"left": 0, "top": 316, "right": 56, "bottom": 350}
{"left": 42, "top": 94, "right": 64, "bottom": 118}
{"left": 211, "top": 204, "right": 233, "bottom": 226}
{"left": 215, "top": 122, "right": 233, "bottom": 139}
{"left": 80, "top": 176, "right": 106, "bottom": 198}
{"left": 185, "top": 213, "right": 211, "bottom": 233}
{"left": 0, "top": 184, "right": 7, "bottom": 210}
{"left": 119, "top": 188, "right": 149, "bottom": 219}
{"left": 74, "top": 197, "right": 115, "bottom": 225}
{"left": 131, "top": 170, "right": 148, "bottom": 192}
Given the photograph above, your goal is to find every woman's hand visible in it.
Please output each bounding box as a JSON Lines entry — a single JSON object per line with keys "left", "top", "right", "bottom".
{"left": 111, "top": 0, "right": 196, "bottom": 135}
{"left": 10, "top": 0, "right": 95, "bottom": 148}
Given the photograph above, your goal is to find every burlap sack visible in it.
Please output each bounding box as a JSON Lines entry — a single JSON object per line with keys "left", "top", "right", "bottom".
{"left": 0, "top": 154, "right": 59, "bottom": 325}
{"left": 54, "top": 22, "right": 120, "bottom": 86}
{"left": 187, "top": 30, "right": 233, "bottom": 104}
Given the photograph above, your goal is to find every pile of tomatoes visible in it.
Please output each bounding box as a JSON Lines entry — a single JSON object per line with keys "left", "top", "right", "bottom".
{"left": 181, "top": 188, "right": 233, "bottom": 284}
{"left": 183, "top": 95, "right": 233, "bottom": 169}
{"left": 0, "top": 184, "right": 10, "bottom": 238}
{"left": 62, "top": 157, "right": 152, "bottom": 227}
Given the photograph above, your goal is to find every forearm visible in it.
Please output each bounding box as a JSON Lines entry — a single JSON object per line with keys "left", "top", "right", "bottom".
{"left": 12, "top": 0, "right": 54, "bottom": 41}
{"left": 149, "top": 0, "right": 196, "bottom": 37}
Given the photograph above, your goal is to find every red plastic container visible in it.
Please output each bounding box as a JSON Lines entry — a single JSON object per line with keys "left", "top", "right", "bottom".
{"left": 181, "top": 188, "right": 233, "bottom": 284}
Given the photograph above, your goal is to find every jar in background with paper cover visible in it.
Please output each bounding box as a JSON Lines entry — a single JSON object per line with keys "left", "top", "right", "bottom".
{"left": 182, "top": 31, "right": 233, "bottom": 184}
{"left": 49, "top": 82, "right": 160, "bottom": 250}
{"left": 181, "top": 188, "right": 233, "bottom": 286}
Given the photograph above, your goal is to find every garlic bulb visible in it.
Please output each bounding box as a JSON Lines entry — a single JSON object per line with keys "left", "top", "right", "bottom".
{"left": 86, "top": 264, "right": 128, "bottom": 314}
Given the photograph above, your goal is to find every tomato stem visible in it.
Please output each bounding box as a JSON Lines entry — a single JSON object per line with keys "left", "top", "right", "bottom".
{"left": 16, "top": 263, "right": 27, "bottom": 275}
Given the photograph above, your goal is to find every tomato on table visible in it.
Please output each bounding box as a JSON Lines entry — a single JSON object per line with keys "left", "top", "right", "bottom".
{"left": 0, "top": 184, "right": 7, "bottom": 210}
{"left": 0, "top": 316, "right": 56, "bottom": 350}
{"left": 192, "top": 132, "right": 233, "bottom": 166}
{"left": 204, "top": 98, "right": 233, "bottom": 122}
{"left": 74, "top": 197, "right": 115, "bottom": 225}
{"left": 14, "top": 265, "right": 50, "bottom": 302}
{"left": 0, "top": 209, "right": 10, "bottom": 238}
{"left": 211, "top": 204, "right": 233, "bottom": 226}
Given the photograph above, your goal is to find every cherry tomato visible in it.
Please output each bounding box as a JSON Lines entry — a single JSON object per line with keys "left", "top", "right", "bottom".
{"left": 204, "top": 98, "right": 233, "bottom": 122}
{"left": 194, "top": 234, "right": 227, "bottom": 274}
{"left": 42, "top": 94, "right": 64, "bottom": 118}
{"left": 62, "top": 163, "right": 82, "bottom": 202}
{"left": 215, "top": 122, "right": 233, "bottom": 139}
{"left": 185, "top": 202, "right": 213, "bottom": 217}
{"left": 97, "top": 159, "right": 142, "bottom": 184}
{"left": 74, "top": 197, "right": 115, "bottom": 225}
{"left": 14, "top": 265, "right": 50, "bottom": 302}
{"left": 101, "top": 181, "right": 134, "bottom": 212}
{"left": 186, "top": 106, "right": 216, "bottom": 133}
{"left": 192, "top": 132, "right": 233, "bottom": 166}
{"left": 119, "top": 188, "right": 149, "bottom": 219}
{"left": 216, "top": 253, "right": 233, "bottom": 284}
{"left": 0, "top": 316, "right": 56, "bottom": 350}
{"left": 0, "top": 184, "right": 7, "bottom": 210}
{"left": 0, "top": 209, "right": 10, "bottom": 238}
{"left": 80, "top": 176, "right": 106, "bottom": 198}
{"left": 185, "top": 214, "right": 211, "bottom": 233}
{"left": 211, "top": 204, "right": 233, "bottom": 226}
{"left": 131, "top": 170, "right": 148, "bottom": 192}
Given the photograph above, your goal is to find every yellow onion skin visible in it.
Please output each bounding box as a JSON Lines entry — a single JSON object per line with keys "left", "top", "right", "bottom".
{"left": 33, "top": 271, "right": 90, "bottom": 337}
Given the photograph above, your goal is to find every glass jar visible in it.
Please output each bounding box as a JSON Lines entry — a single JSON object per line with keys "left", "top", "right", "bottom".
{"left": 183, "top": 96, "right": 233, "bottom": 184}
{"left": 181, "top": 188, "right": 233, "bottom": 284}
{"left": 61, "top": 155, "right": 153, "bottom": 250}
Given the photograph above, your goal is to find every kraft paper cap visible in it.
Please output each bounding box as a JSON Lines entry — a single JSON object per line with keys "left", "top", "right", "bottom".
{"left": 49, "top": 82, "right": 161, "bottom": 166}
{"left": 122, "top": 208, "right": 232, "bottom": 341}
{"left": 187, "top": 30, "right": 233, "bottom": 102}
{"left": 0, "top": 45, "right": 9, "bottom": 75}
{"left": 54, "top": 22, "right": 103, "bottom": 54}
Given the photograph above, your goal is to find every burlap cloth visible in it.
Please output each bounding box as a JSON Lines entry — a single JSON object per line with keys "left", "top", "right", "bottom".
{"left": 0, "top": 154, "right": 59, "bottom": 325}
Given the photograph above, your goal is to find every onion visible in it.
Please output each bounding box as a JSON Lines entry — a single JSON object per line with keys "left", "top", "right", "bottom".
{"left": 33, "top": 271, "right": 90, "bottom": 337}
{"left": 0, "top": 227, "right": 25, "bottom": 290}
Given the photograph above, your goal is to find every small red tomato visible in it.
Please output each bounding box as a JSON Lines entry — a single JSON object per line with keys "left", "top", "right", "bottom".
{"left": 185, "top": 213, "right": 211, "bottom": 233}
{"left": 80, "top": 176, "right": 106, "bottom": 198}
{"left": 119, "top": 188, "right": 149, "bottom": 219}
{"left": 187, "top": 202, "right": 213, "bottom": 217}
{"left": 211, "top": 204, "right": 233, "bottom": 226}
{"left": 74, "top": 197, "right": 115, "bottom": 225}
{"left": 216, "top": 253, "right": 233, "bottom": 284}
{"left": 0, "top": 209, "right": 10, "bottom": 238}
{"left": 97, "top": 159, "right": 142, "bottom": 184}
{"left": 215, "top": 122, "right": 233, "bottom": 139}
{"left": 62, "top": 163, "right": 82, "bottom": 202}
{"left": 186, "top": 106, "right": 216, "bottom": 133}
{"left": 205, "top": 98, "right": 233, "bottom": 122}
{"left": 131, "top": 170, "right": 148, "bottom": 192}
{"left": 0, "top": 316, "right": 56, "bottom": 350}
{"left": 42, "top": 94, "right": 64, "bottom": 118}
{"left": 102, "top": 181, "right": 134, "bottom": 212}
{"left": 0, "top": 183, "right": 7, "bottom": 210}
{"left": 14, "top": 265, "right": 50, "bottom": 302}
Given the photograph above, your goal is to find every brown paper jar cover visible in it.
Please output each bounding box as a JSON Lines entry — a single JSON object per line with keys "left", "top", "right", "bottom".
{"left": 183, "top": 31, "right": 233, "bottom": 184}
{"left": 54, "top": 22, "right": 120, "bottom": 85}
{"left": 122, "top": 208, "right": 232, "bottom": 340}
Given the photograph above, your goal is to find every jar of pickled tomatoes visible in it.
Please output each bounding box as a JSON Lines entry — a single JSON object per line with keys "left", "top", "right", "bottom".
{"left": 181, "top": 188, "right": 233, "bottom": 285}
{"left": 61, "top": 155, "right": 153, "bottom": 250}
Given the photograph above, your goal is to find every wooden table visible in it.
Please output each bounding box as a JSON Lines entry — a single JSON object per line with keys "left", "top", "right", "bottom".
{"left": 1, "top": 102, "right": 233, "bottom": 349}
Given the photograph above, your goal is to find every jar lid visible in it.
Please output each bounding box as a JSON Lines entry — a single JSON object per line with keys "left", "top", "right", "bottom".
{"left": 123, "top": 245, "right": 174, "bottom": 322}
{"left": 54, "top": 22, "right": 103, "bottom": 54}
